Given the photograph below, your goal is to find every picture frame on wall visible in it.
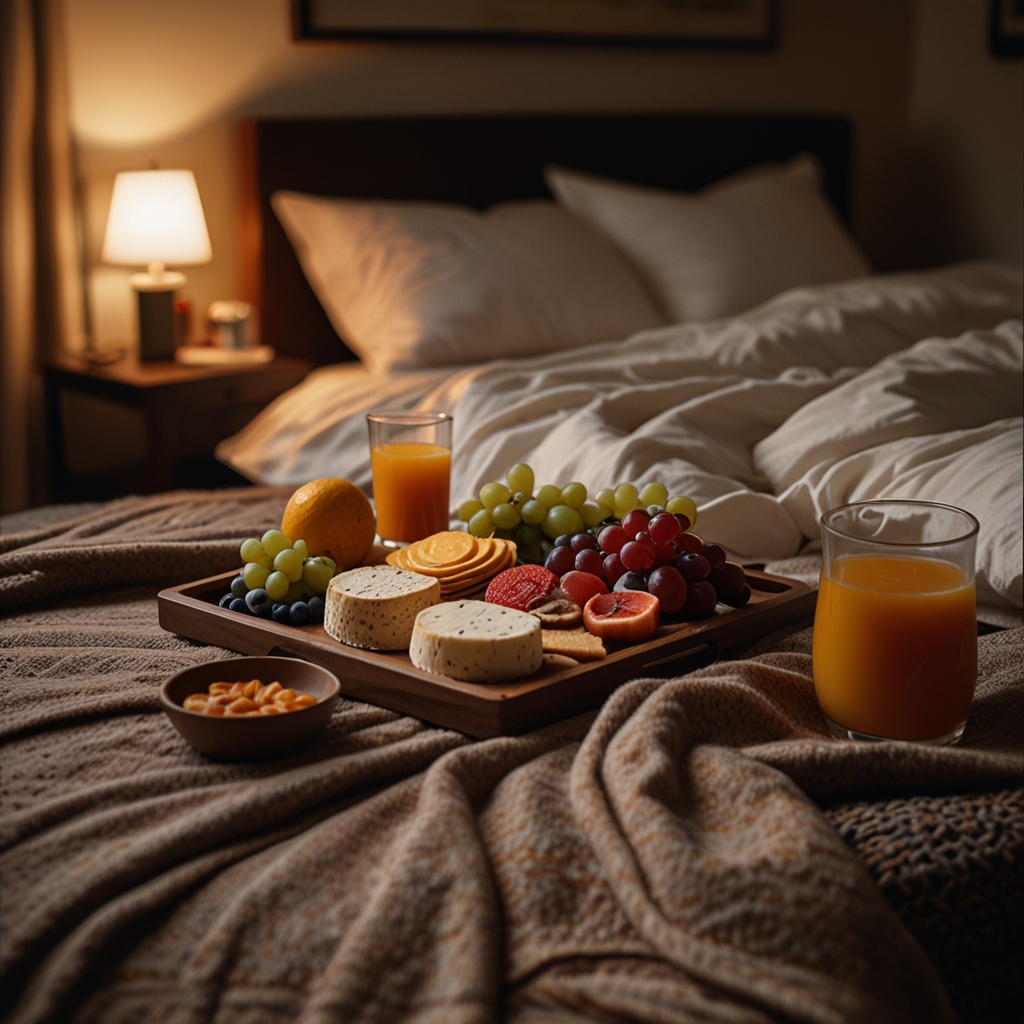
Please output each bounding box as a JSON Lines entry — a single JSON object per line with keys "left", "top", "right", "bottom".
{"left": 991, "top": 0, "right": 1024, "bottom": 56}
{"left": 293, "top": 0, "right": 777, "bottom": 48}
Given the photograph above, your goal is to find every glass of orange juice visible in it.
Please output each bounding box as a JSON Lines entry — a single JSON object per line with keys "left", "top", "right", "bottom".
{"left": 367, "top": 412, "right": 452, "bottom": 546}
{"left": 812, "top": 500, "right": 979, "bottom": 745}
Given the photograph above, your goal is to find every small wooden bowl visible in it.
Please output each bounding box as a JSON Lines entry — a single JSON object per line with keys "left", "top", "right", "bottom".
{"left": 161, "top": 657, "right": 340, "bottom": 760}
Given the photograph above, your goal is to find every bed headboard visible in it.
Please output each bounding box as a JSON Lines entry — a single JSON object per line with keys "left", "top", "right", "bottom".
{"left": 241, "top": 113, "right": 854, "bottom": 367}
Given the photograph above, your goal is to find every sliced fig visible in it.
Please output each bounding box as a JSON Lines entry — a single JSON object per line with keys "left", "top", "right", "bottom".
{"left": 528, "top": 598, "right": 583, "bottom": 628}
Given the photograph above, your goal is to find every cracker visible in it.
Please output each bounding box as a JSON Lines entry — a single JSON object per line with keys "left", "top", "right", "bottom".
{"left": 541, "top": 628, "right": 607, "bottom": 661}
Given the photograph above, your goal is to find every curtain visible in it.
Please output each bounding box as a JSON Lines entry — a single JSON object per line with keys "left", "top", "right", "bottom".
{"left": 0, "top": 0, "right": 84, "bottom": 514}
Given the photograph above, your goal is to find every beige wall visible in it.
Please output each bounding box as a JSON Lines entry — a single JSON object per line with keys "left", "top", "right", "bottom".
{"left": 66, "top": 0, "right": 1020, "bottom": 356}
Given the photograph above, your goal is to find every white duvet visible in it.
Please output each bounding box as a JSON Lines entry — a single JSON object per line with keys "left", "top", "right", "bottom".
{"left": 218, "top": 261, "right": 1023, "bottom": 619}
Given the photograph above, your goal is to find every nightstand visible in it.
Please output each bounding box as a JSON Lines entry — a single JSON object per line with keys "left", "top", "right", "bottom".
{"left": 43, "top": 354, "right": 311, "bottom": 499}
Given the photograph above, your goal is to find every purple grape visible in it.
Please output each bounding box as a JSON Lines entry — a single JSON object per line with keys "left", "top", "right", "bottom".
{"left": 554, "top": 534, "right": 574, "bottom": 548}
{"left": 704, "top": 543, "right": 727, "bottom": 569}
{"left": 289, "top": 601, "right": 310, "bottom": 625}
{"left": 545, "top": 545, "right": 576, "bottom": 577}
{"left": 219, "top": 593, "right": 234, "bottom": 608}
{"left": 708, "top": 561, "right": 746, "bottom": 597}
{"left": 720, "top": 584, "right": 751, "bottom": 608}
{"left": 648, "top": 566, "right": 687, "bottom": 615}
{"left": 683, "top": 580, "right": 718, "bottom": 618}
{"left": 307, "top": 595, "right": 325, "bottom": 623}
{"left": 570, "top": 532, "right": 598, "bottom": 553}
{"left": 603, "top": 552, "right": 626, "bottom": 586}
{"left": 575, "top": 548, "right": 605, "bottom": 578}
{"left": 272, "top": 602, "right": 291, "bottom": 624}
{"left": 675, "top": 552, "right": 711, "bottom": 582}
{"left": 229, "top": 598, "right": 249, "bottom": 615}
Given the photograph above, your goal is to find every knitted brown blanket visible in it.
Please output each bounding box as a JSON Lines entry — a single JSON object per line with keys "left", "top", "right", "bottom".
{"left": 1, "top": 491, "right": 1022, "bottom": 1024}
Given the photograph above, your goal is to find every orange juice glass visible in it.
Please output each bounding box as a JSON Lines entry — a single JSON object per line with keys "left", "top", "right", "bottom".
{"left": 812, "top": 500, "right": 978, "bottom": 745}
{"left": 367, "top": 412, "right": 452, "bottom": 545}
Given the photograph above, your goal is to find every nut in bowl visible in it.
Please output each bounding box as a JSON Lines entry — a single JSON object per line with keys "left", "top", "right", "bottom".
{"left": 160, "top": 656, "right": 340, "bottom": 760}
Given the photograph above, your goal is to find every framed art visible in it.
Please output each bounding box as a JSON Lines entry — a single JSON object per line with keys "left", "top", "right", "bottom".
{"left": 991, "top": 0, "right": 1024, "bottom": 56}
{"left": 293, "top": 0, "right": 777, "bottom": 48}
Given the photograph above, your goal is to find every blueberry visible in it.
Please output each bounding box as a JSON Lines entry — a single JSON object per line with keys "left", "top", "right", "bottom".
{"left": 306, "top": 595, "right": 325, "bottom": 623}
{"left": 289, "top": 601, "right": 309, "bottom": 626}
{"left": 219, "top": 592, "right": 234, "bottom": 608}
{"left": 272, "top": 602, "right": 291, "bottom": 624}
{"left": 245, "top": 588, "right": 272, "bottom": 617}
{"left": 229, "top": 597, "right": 249, "bottom": 614}
{"left": 230, "top": 575, "right": 248, "bottom": 599}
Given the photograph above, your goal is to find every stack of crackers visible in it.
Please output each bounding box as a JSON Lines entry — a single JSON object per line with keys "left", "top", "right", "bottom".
{"left": 386, "top": 532, "right": 516, "bottom": 599}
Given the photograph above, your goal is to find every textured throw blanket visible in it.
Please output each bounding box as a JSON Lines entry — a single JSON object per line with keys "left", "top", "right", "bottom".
{"left": 1, "top": 491, "right": 1022, "bottom": 1024}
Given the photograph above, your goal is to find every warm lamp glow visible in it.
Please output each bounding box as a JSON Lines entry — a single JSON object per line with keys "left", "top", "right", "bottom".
{"left": 101, "top": 169, "right": 212, "bottom": 267}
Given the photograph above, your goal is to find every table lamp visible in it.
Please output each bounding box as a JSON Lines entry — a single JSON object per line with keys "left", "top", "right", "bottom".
{"left": 101, "top": 169, "right": 212, "bottom": 361}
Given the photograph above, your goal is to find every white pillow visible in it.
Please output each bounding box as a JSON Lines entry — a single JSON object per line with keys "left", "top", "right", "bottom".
{"left": 271, "top": 192, "right": 665, "bottom": 373}
{"left": 545, "top": 156, "right": 872, "bottom": 324}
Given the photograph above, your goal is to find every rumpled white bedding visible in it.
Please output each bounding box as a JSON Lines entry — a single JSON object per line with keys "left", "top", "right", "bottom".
{"left": 218, "top": 261, "right": 1023, "bottom": 619}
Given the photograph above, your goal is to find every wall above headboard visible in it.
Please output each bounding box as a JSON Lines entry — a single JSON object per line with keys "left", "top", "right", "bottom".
{"left": 243, "top": 112, "right": 852, "bottom": 366}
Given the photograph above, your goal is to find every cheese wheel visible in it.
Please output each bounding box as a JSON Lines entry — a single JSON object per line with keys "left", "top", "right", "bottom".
{"left": 325, "top": 565, "right": 441, "bottom": 651}
{"left": 409, "top": 600, "right": 543, "bottom": 682}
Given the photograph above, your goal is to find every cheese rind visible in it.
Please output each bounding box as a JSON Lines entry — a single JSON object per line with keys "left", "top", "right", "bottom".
{"left": 409, "top": 600, "right": 543, "bottom": 682}
{"left": 325, "top": 566, "right": 441, "bottom": 651}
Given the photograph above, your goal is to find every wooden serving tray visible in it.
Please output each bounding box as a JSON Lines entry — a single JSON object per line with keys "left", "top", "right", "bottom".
{"left": 158, "top": 569, "right": 814, "bottom": 738}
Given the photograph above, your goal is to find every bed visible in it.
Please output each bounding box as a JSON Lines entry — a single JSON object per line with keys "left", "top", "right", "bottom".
{"left": 1, "top": 114, "right": 1022, "bottom": 1024}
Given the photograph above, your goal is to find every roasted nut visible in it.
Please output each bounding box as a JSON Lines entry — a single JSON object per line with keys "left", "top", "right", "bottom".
{"left": 183, "top": 694, "right": 209, "bottom": 712}
{"left": 274, "top": 689, "right": 297, "bottom": 704}
{"left": 182, "top": 679, "right": 316, "bottom": 716}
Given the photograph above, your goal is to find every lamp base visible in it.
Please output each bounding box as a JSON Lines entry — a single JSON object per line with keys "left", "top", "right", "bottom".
{"left": 137, "top": 288, "right": 177, "bottom": 361}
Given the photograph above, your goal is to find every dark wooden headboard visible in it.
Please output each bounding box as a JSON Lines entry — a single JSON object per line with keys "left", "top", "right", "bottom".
{"left": 240, "top": 113, "right": 854, "bottom": 366}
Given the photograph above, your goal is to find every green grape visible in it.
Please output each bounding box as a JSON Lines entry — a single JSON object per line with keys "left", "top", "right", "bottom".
{"left": 240, "top": 537, "right": 264, "bottom": 563}
{"left": 302, "top": 556, "right": 335, "bottom": 593}
{"left": 613, "top": 483, "right": 638, "bottom": 517}
{"left": 535, "top": 484, "right": 563, "bottom": 509}
{"left": 514, "top": 522, "right": 543, "bottom": 563}
{"left": 321, "top": 555, "right": 336, "bottom": 574}
{"left": 541, "top": 504, "right": 584, "bottom": 540}
{"left": 468, "top": 508, "right": 494, "bottom": 537}
{"left": 261, "top": 529, "right": 291, "bottom": 559}
{"left": 560, "top": 481, "right": 587, "bottom": 509}
{"left": 666, "top": 495, "right": 698, "bottom": 529}
{"left": 265, "top": 571, "right": 290, "bottom": 601}
{"left": 578, "top": 501, "right": 605, "bottom": 527}
{"left": 274, "top": 547, "right": 304, "bottom": 583}
{"left": 479, "top": 482, "right": 511, "bottom": 510}
{"left": 292, "top": 539, "right": 309, "bottom": 560}
{"left": 286, "top": 580, "right": 314, "bottom": 602}
{"left": 520, "top": 499, "right": 547, "bottom": 525}
{"left": 639, "top": 482, "right": 669, "bottom": 507}
{"left": 505, "top": 463, "right": 535, "bottom": 497}
{"left": 491, "top": 503, "right": 521, "bottom": 530}
{"left": 494, "top": 528, "right": 516, "bottom": 541}
{"left": 256, "top": 553, "right": 273, "bottom": 569}
{"left": 243, "top": 562, "right": 270, "bottom": 590}
{"left": 511, "top": 491, "right": 528, "bottom": 506}
{"left": 595, "top": 487, "right": 616, "bottom": 511}
{"left": 458, "top": 498, "right": 484, "bottom": 522}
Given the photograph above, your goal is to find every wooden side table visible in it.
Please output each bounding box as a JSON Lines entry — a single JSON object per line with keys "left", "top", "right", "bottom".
{"left": 43, "top": 354, "right": 311, "bottom": 499}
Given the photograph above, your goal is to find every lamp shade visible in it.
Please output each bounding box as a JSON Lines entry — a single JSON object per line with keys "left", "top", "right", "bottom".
{"left": 101, "top": 169, "right": 212, "bottom": 267}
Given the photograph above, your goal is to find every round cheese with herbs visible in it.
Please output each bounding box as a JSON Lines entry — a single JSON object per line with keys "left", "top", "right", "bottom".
{"left": 409, "top": 600, "right": 543, "bottom": 682}
{"left": 325, "top": 565, "right": 442, "bottom": 651}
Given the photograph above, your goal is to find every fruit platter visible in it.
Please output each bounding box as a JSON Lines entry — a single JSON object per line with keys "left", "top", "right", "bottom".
{"left": 159, "top": 466, "right": 815, "bottom": 738}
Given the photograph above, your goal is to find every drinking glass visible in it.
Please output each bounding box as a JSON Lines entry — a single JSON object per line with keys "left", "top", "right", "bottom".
{"left": 367, "top": 412, "right": 452, "bottom": 546}
{"left": 812, "top": 499, "right": 978, "bottom": 744}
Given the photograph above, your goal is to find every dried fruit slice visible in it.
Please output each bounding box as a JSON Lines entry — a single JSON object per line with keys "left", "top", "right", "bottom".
{"left": 583, "top": 591, "right": 660, "bottom": 642}
{"left": 486, "top": 564, "right": 559, "bottom": 612}
{"left": 528, "top": 598, "right": 583, "bottom": 628}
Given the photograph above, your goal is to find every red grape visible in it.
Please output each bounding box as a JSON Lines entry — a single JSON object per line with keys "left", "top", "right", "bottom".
{"left": 603, "top": 552, "right": 626, "bottom": 586}
{"left": 619, "top": 540, "right": 648, "bottom": 573}
{"left": 675, "top": 532, "right": 705, "bottom": 555}
{"left": 653, "top": 543, "right": 676, "bottom": 568}
{"left": 575, "top": 548, "right": 605, "bottom": 578}
{"left": 635, "top": 532, "right": 657, "bottom": 558}
{"left": 704, "top": 543, "right": 727, "bottom": 568}
{"left": 683, "top": 580, "right": 718, "bottom": 618}
{"left": 648, "top": 566, "right": 687, "bottom": 614}
{"left": 621, "top": 509, "right": 651, "bottom": 539}
{"left": 648, "top": 512, "right": 680, "bottom": 545}
{"left": 720, "top": 584, "right": 751, "bottom": 608}
{"left": 708, "top": 561, "right": 745, "bottom": 597}
{"left": 675, "top": 552, "right": 711, "bottom": 582}
{"left": 544, "top": 546, "right": 575, "bottom": 577}
{"left": 674, "top": 514, "right": 691, "bottom": 533}
{"left": 597, "top": 524, "right": 629, "bottom": 555}
{"left": 571, "top": 532, "right": 597, "bottom": 553}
